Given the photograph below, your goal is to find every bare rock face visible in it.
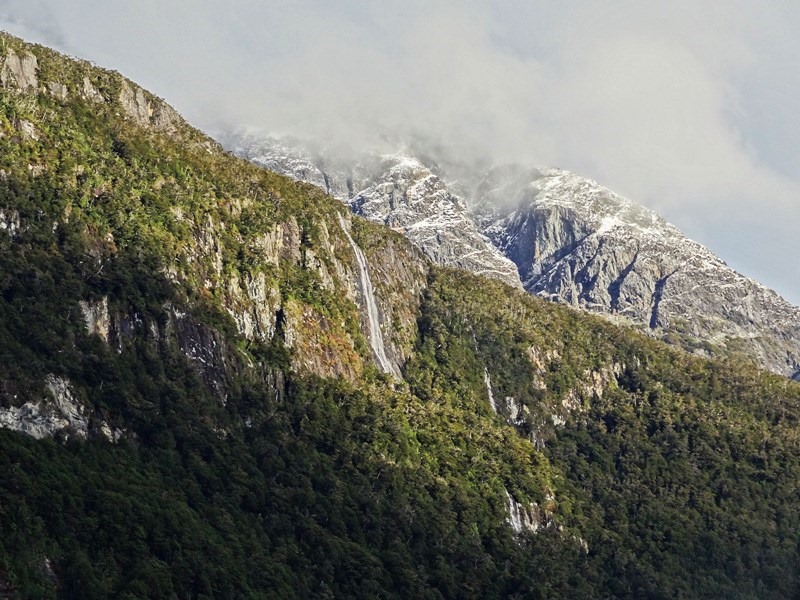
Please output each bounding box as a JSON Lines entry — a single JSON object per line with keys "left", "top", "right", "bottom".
{"left": 119, "top": 81, "right": 151, "bottom": 126}
{"left": 183, "top": 205, "right": 424, "bottom": 380}
{"left": 118, "top": 80, "right": 179, "bottom": 132}
{"left": 0, "top": 48, "right": 38, "bottom": 92}
{"left": 47, "top": 81, "right": 68, "bottom": 99}
{"left": 505, "top": 489, "right": 559, "bottom": 536}
{"left": 349, "top": 156, "right": 522, "bottom": 288}
{"left": 80, "top": 297, "right": 110, "bottom": 342}
{"left": 0, "top": 209, "right": 21, "bottom": 236}
{"left": 151, "top": 101, "right": 180, "bottom": 133}
{"left": 352, "top": 223, "right": 429, "bottom": 370}
{"left": 234, "top": 137, "right": 365, "bottom": 199}
{"left": 484, "top": 168, "right": 800, "bottom": 377}
{"left": 0, "top": 376, "right": 88, "bottom": 440}
{"left": 81, "top": 76, "right": 104, "bottom": 103}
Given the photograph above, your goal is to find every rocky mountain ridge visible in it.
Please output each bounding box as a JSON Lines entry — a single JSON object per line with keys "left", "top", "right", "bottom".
{"left": 480, "top": 167, "right": 800, "bottom": 378}
{"left": 226, "top": 134, "right": 800, "bottom": 378}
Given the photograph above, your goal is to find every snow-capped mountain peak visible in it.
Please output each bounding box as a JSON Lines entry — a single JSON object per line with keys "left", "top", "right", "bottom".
{"left": 483, "top": 167, "right": 800, "bottom": 376}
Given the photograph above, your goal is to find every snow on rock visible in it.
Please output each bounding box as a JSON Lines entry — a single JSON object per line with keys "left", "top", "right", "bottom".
{"left": 222, "top": 132, "right": 800, "bottom": 377}
{"left": 349, "top": 155, "right": 522, "bottom": 288}
{"left": 223, "top": 134, "right": 523, "bottom": 289}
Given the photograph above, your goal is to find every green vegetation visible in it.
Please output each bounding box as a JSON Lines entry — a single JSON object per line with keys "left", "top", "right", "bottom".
{"left": 408, "top": 270, "right": 800, "bottom": 598}
{"left": 1, "top": 32, "right": 800, "bottom": 599}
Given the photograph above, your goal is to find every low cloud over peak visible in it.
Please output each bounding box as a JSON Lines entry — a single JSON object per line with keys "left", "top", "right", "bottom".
{"left": 1, "top": 0, "right": 799, "bottom": 303}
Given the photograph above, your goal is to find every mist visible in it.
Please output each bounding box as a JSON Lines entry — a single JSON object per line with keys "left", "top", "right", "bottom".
{"left": 1, "top": 0, "right": 799, "bottom": 303}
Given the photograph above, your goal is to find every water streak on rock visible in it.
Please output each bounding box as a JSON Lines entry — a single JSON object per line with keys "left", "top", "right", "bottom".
{"left": 337, "top": 213, "right": 396, "bottom": 375}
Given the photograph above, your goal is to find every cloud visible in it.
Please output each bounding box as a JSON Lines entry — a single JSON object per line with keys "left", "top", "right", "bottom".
{"left": 0, "top": 0, "right": 798, "bottom": 302}
{"left": 0, "top": 0, "right": 66, "bottom": 47}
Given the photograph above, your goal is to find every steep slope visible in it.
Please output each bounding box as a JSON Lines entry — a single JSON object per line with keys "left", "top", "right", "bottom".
{"left": 0, "top": 34, "right": 549, "bottom": 597}
{"left": 2, "top": 32, "right": 800, "bottom": 600}
{"left": 409, "top": 268, "right": 800, "bottom": 599}
{"left": 227, "top": 134, "right": 523, "bottom": 288}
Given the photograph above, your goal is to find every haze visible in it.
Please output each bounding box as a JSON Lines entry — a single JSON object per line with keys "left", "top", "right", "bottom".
{"left": 1, "top": 0, "right": 799, "bottom": 304}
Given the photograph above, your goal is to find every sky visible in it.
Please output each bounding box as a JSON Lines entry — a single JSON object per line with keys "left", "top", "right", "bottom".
{"left": 1, "top": 0, "right": 799, "bottom": 304}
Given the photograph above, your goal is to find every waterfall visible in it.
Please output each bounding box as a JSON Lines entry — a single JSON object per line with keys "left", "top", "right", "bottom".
{"left": 337, "top": 213, "right": 397, "bottom": 376}
{"left": 505, "top": 489, "right": 542, "bottom": 535}
{"left": 484, "top": 368, "right": 499, "bottom": 413}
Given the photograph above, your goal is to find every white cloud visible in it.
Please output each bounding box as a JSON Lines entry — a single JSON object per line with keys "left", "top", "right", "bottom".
{"left": 0, "top": 0, "right": 798, "bottom": 302}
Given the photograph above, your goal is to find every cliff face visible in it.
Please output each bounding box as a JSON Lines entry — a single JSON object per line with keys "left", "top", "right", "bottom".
{"left": 0, "top": 34, "right": 427, "bottom": 439}
{"left": 4, "top": 32, "right": 800, "bottom": 600}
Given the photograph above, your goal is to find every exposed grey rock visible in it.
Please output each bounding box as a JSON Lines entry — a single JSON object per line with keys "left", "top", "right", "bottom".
{"left": 484, "top": 168, "right": 800, "bottom": 376}
{"left": 81, "top": 76, "right": 104, "bottom": 102}
{"left": 0, "top": 209, "right": 21, "bottom": 236}
{"left": 151, "top": 100, "right": 180, "bottom": 132}
{"left": 0, "top": 375, "right": 88, "bottom": 439}
{"left": 47, "top": 81, "right": 68, "bottom": 99}
{"left": 183, "top": 205, "right": 422, "bottom": 379}
{"left": 15, "top": 118, "right": 39, "bottom": 140}
{"left": 337, "top": 213, "right": 398, "bottom": 376}
{"left": 222, "top": 132, "right": 800, "bottom": 376}
{"left": 167, "top": 306, "right": 231, "bottom": 402}
{"left": 80, "top": 297, "right": 110, "bottom": 342}
{"left": 116, "top": 81, "right": 181, "bottom": 132}
{"left": 505, "top": 488, "right": 559, "bottom": 536}
{"left": 225, "top": 270, "right": 281, "bottom": 343}
{"left": 349, "top": 155, "right": 522, "bottom": 287}
{"left": 0, "top": 48, "right": 38, "bottom": 92}
{"left": 119, "top": 81, "right": 151, "bottom": 125}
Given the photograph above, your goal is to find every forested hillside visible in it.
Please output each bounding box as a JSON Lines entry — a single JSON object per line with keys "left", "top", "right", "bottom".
{"left": 0, "top": 33, "right": 799, "bottom": 599}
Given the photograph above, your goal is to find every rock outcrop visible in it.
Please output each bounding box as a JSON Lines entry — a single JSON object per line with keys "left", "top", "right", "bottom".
{"left": 0, "top": 376, "right": 88, "bottom": 440}
{"left": 349, "top": 155, "right": 522, "bottom": 287}
{"left": 0, "top": 47, "right": 38, "bottom": 92}
{"left": 118, "top": 80, "right": 180, "bottom": 132}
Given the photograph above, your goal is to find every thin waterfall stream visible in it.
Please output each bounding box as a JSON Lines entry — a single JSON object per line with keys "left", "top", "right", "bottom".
{"left": 337, "top": 213, "right": 397, "bottom": 376}
{"left": 484, "top": 368, "right": 499, "bottom": 413}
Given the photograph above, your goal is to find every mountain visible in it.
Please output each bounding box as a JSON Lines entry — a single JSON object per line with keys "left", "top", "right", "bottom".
{"left": 226, "top": 134, "right": 800, "bottom": 379}
{"left": 2, "top": 32, "right": 800, "bottom": 599}
{"left": 480, "top": 166, "right": 800, "bottom": 378}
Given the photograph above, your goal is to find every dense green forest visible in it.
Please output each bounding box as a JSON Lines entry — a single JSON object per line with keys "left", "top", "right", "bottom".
{"left": 1, "top": 32, "right": 799, "bottom": 599}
